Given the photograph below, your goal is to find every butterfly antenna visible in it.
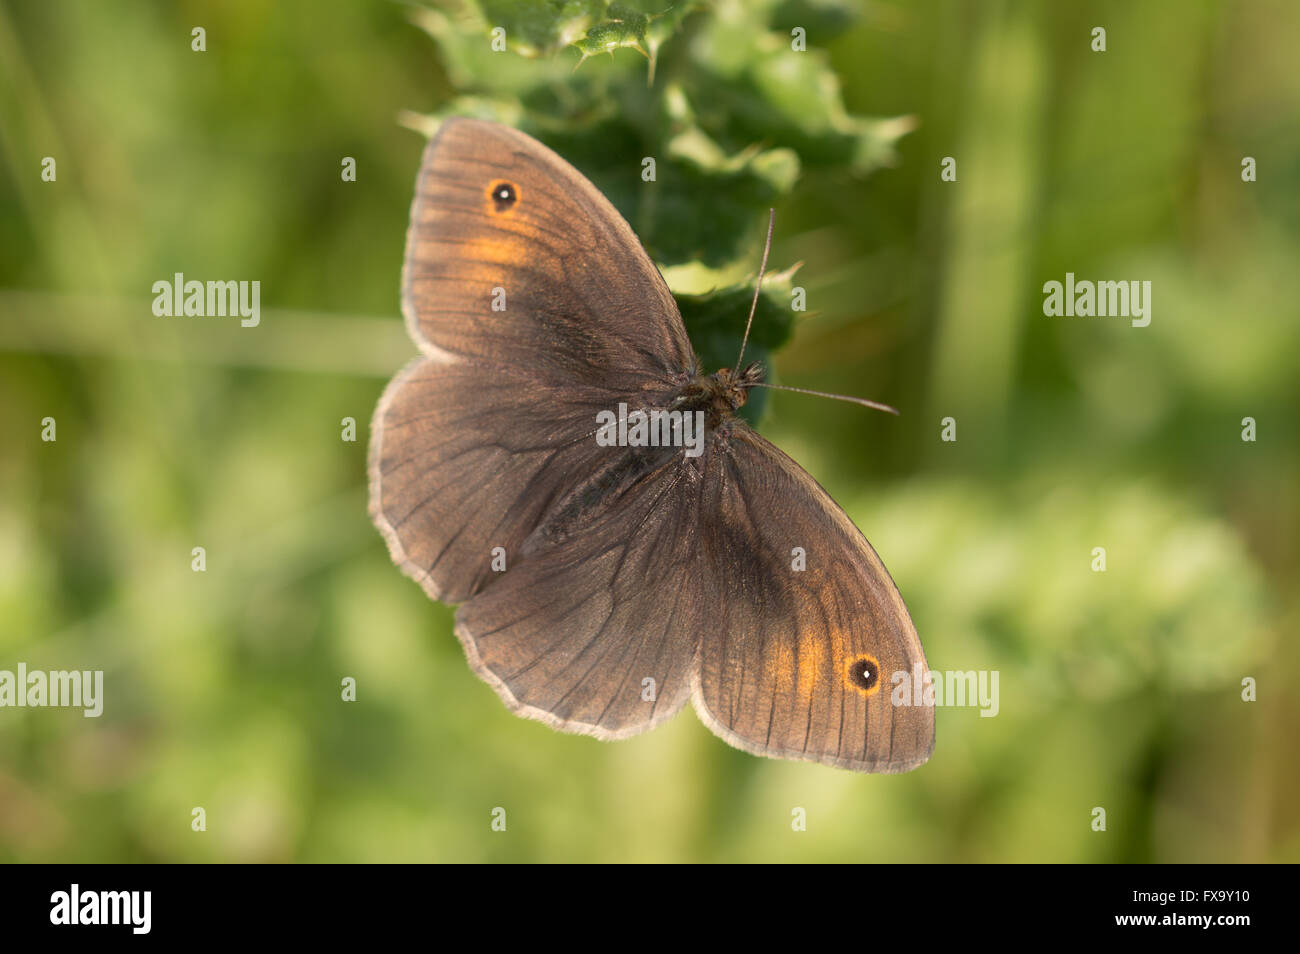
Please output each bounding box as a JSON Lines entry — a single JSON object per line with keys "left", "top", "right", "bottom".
{"left": 746, "top": 381, "right": 899, "bottom": 415}
{"left": 734, "top": 208, "right": 776, "bottom": 375}
{"left": 735, "top": 209, "right": 897, "bottom": 416}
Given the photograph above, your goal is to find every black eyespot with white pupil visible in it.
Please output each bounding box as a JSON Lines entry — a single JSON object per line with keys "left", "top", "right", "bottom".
{"left": 490, "top": 181, "right": 517, "bottom": 211}
{"left": 848, "top": 656, "right": 880, "bottom": 692}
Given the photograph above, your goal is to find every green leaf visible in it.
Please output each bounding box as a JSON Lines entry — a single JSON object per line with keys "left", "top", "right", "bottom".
{"left": 574, "top": 3, "right": 649, "bottom": 59}
{"left": 683, "top": 3, "right": 914, "bottom": 172}
{"left": 478, "top": 1, "right": 606, "bottom": 56}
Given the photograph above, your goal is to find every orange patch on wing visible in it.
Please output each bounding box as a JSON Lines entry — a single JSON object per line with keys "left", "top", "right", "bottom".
{"left": 794, "top": 629, "right": 828, "bottom": 701}
{"left": 767, "top": 627, "right": 848, "bottom": 702}
{"left": 454, "top": 234, "right": 518, "bottom": 266}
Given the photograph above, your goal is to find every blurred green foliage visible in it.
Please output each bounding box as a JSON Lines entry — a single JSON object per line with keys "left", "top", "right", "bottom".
{"left": 0, "top": 0, "right": 1297, "bottom": 863}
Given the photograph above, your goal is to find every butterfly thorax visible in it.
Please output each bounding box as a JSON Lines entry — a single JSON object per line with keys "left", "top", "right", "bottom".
{"left": 672, "top": 362, "right": 764, "bottom": 429}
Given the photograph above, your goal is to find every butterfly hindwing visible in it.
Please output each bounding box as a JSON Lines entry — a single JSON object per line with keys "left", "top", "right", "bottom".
{"left": 453, "top": 448, "right": 704, "bottom": 738}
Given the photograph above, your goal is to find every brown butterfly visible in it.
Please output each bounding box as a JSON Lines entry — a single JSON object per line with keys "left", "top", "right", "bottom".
{"left": 369, "top": 118, "right": 934, "bottom": 773}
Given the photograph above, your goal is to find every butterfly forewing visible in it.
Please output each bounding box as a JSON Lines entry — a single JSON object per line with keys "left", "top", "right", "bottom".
{"left": 373, "top": 117, "right": 696, "bottom": 603}
{"left": 401, "top": 118, "right": 694, "bottom": 383}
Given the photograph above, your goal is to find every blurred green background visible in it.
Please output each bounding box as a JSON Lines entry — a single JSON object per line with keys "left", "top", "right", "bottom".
{"left": 1, "top": 0, "right": 1297, "bottom": 862}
